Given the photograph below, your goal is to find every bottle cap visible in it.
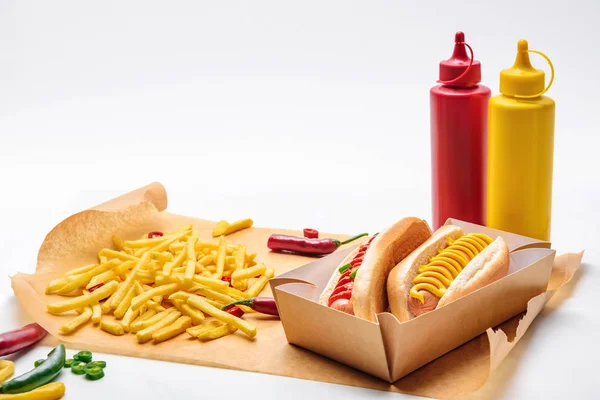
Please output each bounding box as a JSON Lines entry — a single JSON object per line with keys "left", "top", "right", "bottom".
{"left": 438, "top": 32, "right": 481, "bottom": 87}
{"left": 499, "top": 40, "right": 554, "bottom": 98}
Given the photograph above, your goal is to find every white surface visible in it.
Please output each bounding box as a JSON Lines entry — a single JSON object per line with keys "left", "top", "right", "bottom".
{"left": 0, "top": 1, "right": 598, "bottom": 399}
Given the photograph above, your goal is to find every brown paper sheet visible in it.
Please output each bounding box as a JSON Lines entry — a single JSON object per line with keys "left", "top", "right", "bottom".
{"left": 10, "top": 183, "right": 583, "bottom": 399}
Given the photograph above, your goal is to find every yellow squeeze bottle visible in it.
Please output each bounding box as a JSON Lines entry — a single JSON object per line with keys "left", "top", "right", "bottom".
{"left": 486, "top": 40, "right": 555, "bottom": 241}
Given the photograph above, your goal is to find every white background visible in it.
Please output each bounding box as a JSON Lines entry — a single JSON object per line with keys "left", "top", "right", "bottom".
{"left": 1, "top": 1, "right": 599, "bottom": 399}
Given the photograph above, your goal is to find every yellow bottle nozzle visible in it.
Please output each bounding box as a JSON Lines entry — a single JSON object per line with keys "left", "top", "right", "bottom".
{"left": 499, "top": 39, "right": 554, "bottom": 99}
{"left": 513, "top": 40, "right": 535, "bottom": 71}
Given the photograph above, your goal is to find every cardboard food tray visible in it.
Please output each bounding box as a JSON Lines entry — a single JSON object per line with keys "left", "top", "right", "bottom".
{"left": 10, "top": 183, "right": 583, "bottom": 399}
{"left": 270, "top": 220, "right": 559, "bottom": 382}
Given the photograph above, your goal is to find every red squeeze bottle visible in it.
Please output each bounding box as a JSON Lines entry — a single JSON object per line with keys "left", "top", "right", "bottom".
{"left": 430, "top": 32, "right": 491, "bottom": 230}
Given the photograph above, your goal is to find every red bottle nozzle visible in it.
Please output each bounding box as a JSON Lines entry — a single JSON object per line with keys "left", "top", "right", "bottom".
{"left": 438, "top": 32, "right": 481, "bottom": 86}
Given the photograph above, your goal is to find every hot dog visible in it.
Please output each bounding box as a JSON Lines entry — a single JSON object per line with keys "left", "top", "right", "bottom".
{"left": 387, "top": 225, "right": 510, "bottom": 322}
{"left": 318, "top": 217, "right": 432, "bottom": 322}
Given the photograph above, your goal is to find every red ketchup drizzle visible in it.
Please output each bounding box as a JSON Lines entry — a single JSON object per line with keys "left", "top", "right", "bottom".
{"left": 328, "top": 236, "right": 376, "bottom": 307}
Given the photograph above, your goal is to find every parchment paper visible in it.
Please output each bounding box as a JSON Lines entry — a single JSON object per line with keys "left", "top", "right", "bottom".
{"left": 10, "top": 183, "right": 583, "bottom": 399}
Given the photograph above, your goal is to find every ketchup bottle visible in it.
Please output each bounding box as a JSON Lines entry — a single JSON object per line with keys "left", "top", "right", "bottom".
{"left": 430, "top": 32, "right": 491, "bottom": 230}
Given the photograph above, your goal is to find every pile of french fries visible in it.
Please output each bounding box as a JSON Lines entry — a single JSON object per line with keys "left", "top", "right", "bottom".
{"left": 45, "top": 224, "right": 274, "bottom": 343}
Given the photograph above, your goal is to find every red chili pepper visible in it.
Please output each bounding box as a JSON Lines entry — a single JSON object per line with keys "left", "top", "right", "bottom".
{"left": 303, "top": 228, "right": 319, "bottom": 239}
{"left": 225, "top": 306, "right": 244, "bottom": 318}
{"left": 267, "top": 233, "right": 368, "bottom": 257}
{"left": 148, "top": 231, "right": 164, "bottom": 238}
{"left": 88, "top": 283, "right": 104, "bottom": 292}
{"left": 222, "top": 297, "right": 279, "bottom": 316}
{"left": 221, "top": 276, "right": 233, "bottom": 287}
{"left": 0, "top": 323, "right": 47, "bottom": 357}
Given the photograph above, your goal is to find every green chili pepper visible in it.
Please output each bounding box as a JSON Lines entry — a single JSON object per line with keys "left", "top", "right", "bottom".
{"left": 33, "top": 359, "right": 45, "bottom": 368}
{"left": 349, "top": 268, "right": 358, "bottom": 279}
{"left": 64, "top": 359, "right": 74, "bottom": 368}
{"left": 0, "top": 344, "right": 65, "bottom": 394}
{"left": 75, "top": 351, "right": 93, "bottom": 363}
{"left": 338, "top": 263, "right": 351, "bottom": 274}
{"left": 87, "top": 361, "right": 106, "bottom": 369}
{"left": 85, "top": 366, "right": 104, "bottom": 381}
{"left": 71, "top": 362, "right": 87, "bottom": 375}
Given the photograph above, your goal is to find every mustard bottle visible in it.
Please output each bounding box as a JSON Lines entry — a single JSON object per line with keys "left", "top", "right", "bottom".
{"left": 486, "top": 40, "right": 555, "bottom": 241}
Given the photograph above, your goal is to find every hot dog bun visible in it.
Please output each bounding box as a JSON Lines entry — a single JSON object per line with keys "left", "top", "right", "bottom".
{"left": 387, "top": 225, "right": 510, "bottom": 322}
{"left": 318, "top": 217, "right": 431, "bottom": 322}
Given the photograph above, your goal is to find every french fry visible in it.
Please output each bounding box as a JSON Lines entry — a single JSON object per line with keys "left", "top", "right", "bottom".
{"left": 152, "top": 252, "right": 173, "bottom": 262}
{"left": 187, "top": 295, "right": 256, "bottom": 338}
{"left": 246, "top": 268, "right": 275, "bottom": 297}
{"left": 212, "top": 219, "right": 253, "bottom": 237}
{"left": 214, "top": 236, "right": 227, "bottom": 279}
{"left": 114, "top": 284, "right": 137, "bottom": 319}
{"left": 222, "top": 269, "right": 233, "bottom": 277}
{"left": 65, "top": 263, "right": 98, "bottom": 277}
{"left": 173, "top": 299, "right": 205, "bottom": 325}
{"left": 225, "top": 219, "right": 253, "bottom": 236}
{"left": 45, "top": 276, "right": 72, "bottom": 294}
{"left": 168, "top": 291, "right": 193, "bottom": 302}
{"left": 58, "top": 259, "right": 120, "bottom": 295}
{"left": 172, "top": 243, "right": 187, "bottom": 269}
{"left": 135, "top": 271, "right": 155, "bottom": 284}
{"left": 47, "top": 281, "right": 118, "bottom": 315}
{"left": 169, "top": 242, "right": 184, "bottom": 253}
{"left": 130, "top": 283, "right": 178, "bottom": 312}
{"left": 183, "top": 236, "right": 198, "bottom": 288}
{"left": 234, "top": 245, "right": 246, "bottom": 271}
{"left": 137, "top": 310, "right": 181, "bottom": 343}
{"left": 162, "top": 261, "right": 174, "bottom": 277}
{"left": 212, "top": 220, "right": 230, "bottom": 237}
{"left": 197, "top": 254, "right": 215, "bottom": 267}
{"left": 132, "top": 309, "right": 157, "bottom": 324}
{"left": 87, "top": 270, "right": 117, "bottom": 289}
{"left": 91, "top": 303, "right": 102, "bottom": 324}
{"left": 98, "top": 249, "right": 139, "bottom": 262}
{"left": 111, "top": 235, "right": 127, "bottom": 252}
{"left": 152, "top": 316, "right": 192, "bottom": 343}
{"left": 111, "top": 252, "right": 151, "bottom": 309}
{"left": 197, "top": 324, "right": 237, "bottom": 340}
{"left": 82, "top": 289, "right": 102, "bottom": 324}
{"left": 149, "top": 232, "right": 190, "bottom": 254}
{"left": 203, "top": 298, "right": 226, "bottom": 308}
{"left": 186, "top": 321, "right": 222, "bottom": 338}
{"left": 194, "top": 286, "right": 236, "bottom": 305}
{"left": 225, "top": 287, "right": 252, "bottom": 300}
{"left": 192, "top": 275, "right": 228, "bottom": 291}
{"left": 130, "top": 309, "right": 170, "bottom": 333}
{"left": 114, "top": 260, "right": 136, "bottom": 277}
{"left": 121, "top": 306, "right": 140, "bottom": 332}
{"left": 146, "top": 300, "right": 166, "bottom": 312}
{"left": 100, "top": 290, "right": 117, "bottom": 314}
{"left": 231, "top": 263, "right": 266, "bottom": 281}
{"left": 100, "top": 320, "right": 125, "bottom": 336}
{"left": 59, "top": 306, "right": 92, "bottom": 334}
{"left": 124, "top": 233, "right": 176, "bottom": 248}
{"left": 134, "top": 247, "right": 150, "bottom": 257}
{"left": 232, "top": 279, "right": 248, "bottom": 291}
